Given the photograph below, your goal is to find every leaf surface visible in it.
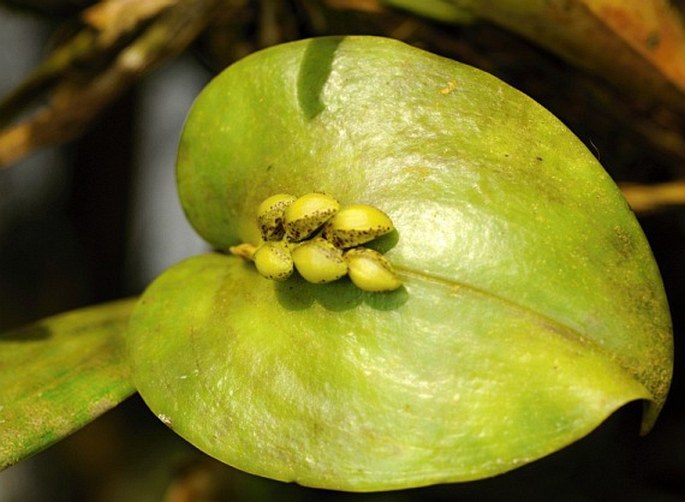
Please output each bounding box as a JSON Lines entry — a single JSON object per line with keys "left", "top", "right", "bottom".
{"left": 131, "top": 36, "right": 672, "bottom": 490}
{"left": 0, "top": 299, "right": 136, "bottom": 470}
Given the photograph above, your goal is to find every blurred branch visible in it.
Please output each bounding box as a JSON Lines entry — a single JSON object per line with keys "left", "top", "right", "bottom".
{"left": 620, "top": 181, "right": 685, "bottom": 213}
{"left": 0, "top": 0, "right": 223, "bottom": 168}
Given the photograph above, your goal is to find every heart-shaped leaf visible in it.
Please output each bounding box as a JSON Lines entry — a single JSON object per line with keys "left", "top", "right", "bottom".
{"left": 0, "top": 299, "right": 136, "bottom": 470}
{"left": 130, "top": 36, "right": 672, "bottom": 490}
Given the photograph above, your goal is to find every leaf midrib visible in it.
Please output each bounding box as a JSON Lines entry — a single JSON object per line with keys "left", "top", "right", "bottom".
{"left": 395, "top": 265, "right": 643, "bottom": 390}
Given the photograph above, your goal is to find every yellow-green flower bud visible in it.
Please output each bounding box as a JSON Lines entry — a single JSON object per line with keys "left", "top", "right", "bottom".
{"left": 257, "top": 193, "right": 297, "bottom": 241}
{"left": 254, "top": 241, "right": 293, "bottom": 281}
{"left": 284, "top": 192, "right": 340, "bottom": 241}
{"left": 292, "top": 237, "right": 347, "bottom": 284}
{"left": 344, "top": 248, "right": 401, "bottom": 292}
{"left": 323, "top": 204, "right": 394, "bottom": 248}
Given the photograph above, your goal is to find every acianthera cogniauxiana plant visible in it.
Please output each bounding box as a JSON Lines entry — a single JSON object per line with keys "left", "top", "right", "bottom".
{"left": 0, "top": 36, "right": 674, "bottom": 492}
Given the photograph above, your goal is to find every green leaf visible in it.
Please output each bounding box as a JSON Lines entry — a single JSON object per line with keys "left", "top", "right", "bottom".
{"left": 0, "top": 299, "right": 137, "bottom": 470}
{"left": 131, "top": 36, "right": 672, "bottom": 490}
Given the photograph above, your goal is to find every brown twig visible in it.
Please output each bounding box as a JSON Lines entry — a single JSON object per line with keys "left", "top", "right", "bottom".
{"left": 620, "top": 181, "right": 685, "bottom": 213}
{"left": 0, "top": 0, "right": 223, "bottom": 168}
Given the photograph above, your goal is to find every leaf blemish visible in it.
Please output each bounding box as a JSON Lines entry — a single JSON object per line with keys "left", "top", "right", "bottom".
{"left": 439, "top": 80, "right": 458, "bottom": 95}
{"left": 158, "top": 414, "right": 173, "bottom": 428}
{"left": 646, "top": 31, "right": 661, "bottom": 50}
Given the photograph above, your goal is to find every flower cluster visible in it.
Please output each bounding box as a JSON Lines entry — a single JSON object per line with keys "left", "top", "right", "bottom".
{"left": 234, "top": 192, "right": 401, "bottom": 292}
